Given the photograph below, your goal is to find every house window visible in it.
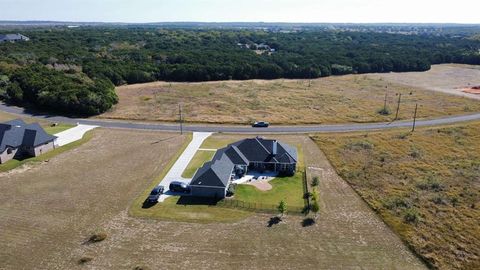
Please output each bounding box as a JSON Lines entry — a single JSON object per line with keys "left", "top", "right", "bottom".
{"left": 7, "top": 148, "right": 13, "bottom": 154}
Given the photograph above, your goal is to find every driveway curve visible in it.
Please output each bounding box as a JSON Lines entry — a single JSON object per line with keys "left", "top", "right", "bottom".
{"left": 1, "top": 102, "right": 480, "bottom": 134}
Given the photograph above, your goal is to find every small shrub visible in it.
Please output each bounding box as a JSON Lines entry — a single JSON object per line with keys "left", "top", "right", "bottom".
{"left": 409, "top": 146, "right": 422, "bottom": 159}
{"left": 303, "top": 192, "right": 313, "bottom": 199}
{"left": 450, "top": 197, "right": 459, "bottom": 207}
{"left": 377, "top": 107, "right": 391, "bottom": 115}
{"left": 277, "top": 200, "right": 287, "bottom": 217}
{"left": 383, "top": 196, "right": 411, "bottom": 210}
{"left": 345, "top": 140, "right": 374, "bottom": 151}
{"left": 403, "top": 208, "right": 421, "bottom": 224}
{"left": 134, "top": 266, "right": 150, "bottom": 270}
{"left": 226, "top": 183, "right": 236, "bottom": 197}
{"left": 416, "top": 175, "right": 444, "bottom": 192}
{"left": 311, "top": 176, "right": 319, "bottom": 187}
{"left": 395, "top": 132, "right": 410, "bottom": 139}
{"left": 89, "top": 232, "right": 107, "bottom": 243}
{"left": 78, "top": 256, "right": 93, "bottom": 264}
{"left": 310, "top": 200, "right": 320, "bottom": 218}
{"left": 432, "top": 195, "right": 447, "bottom": 205}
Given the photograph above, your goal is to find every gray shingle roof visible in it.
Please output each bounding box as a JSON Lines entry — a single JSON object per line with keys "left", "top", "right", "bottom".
{"left": 0, "top": 119, "right": 56, "bottom": 153}
{"left": 190, "top": 154, "right": 234, "bottom": 187}
{"left": 217, "top": 137, "right": 297, "bottom": 164}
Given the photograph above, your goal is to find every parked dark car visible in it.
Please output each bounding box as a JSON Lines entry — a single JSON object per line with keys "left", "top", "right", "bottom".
{"left": 147, "top": 185, "right": 164, "bottom": 202}
{"left": 169, "top": 181, "right": 190, "bottom": 193}
{"left": 252, "top": 121, "right": 269, "bottom": 128}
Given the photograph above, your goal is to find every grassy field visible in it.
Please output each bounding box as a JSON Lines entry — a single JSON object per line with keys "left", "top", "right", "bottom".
{"left": 99, "top": 64, "right": 480, "bottom": 125}
{"left": 0, "top": 131, "right": 425, "bottom": 269}
{"left": 181, "top": 150, "right": 215, "bottom": 178}
{"left": 313, "top": 122, "right": 480, "bottom": 269}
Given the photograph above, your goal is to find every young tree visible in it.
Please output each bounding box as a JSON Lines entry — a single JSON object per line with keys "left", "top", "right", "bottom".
{"left": 311, "top": 200, "right": 320, "bottom": 219}
{"left": 311, "top": 176, "right": 319, "bottom": 187}
{"left": 277, "top": 200, "right": 287, "bottom": 218}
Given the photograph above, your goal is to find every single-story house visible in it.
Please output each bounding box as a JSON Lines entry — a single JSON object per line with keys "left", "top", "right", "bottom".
{"left": 190, "top": 137, "right": 298, "bottom": 198}
{"left": 0, "top": 34, "right": 30, "bottom": 43}
{"left": 0, "top": 119, "right": 57, "bottom": 164}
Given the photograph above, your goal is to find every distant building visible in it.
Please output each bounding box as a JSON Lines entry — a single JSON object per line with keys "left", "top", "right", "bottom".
{"left": 0, "top": 119, "right": 57, "bottom": 164}
{"left": 189, "top": 137, "right": 297, "bottom": 198}
{"left": 0, "top": 33, "right": 30, "bottom": 43}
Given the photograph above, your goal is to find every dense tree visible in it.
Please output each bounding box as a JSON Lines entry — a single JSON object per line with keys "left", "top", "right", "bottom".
{"left": 0, "top": 26, "right": 479, "bottom": 115}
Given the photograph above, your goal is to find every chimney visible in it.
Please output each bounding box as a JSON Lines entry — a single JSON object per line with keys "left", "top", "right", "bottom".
{"left": 272, "top": 140, "right": 277, "bottom": 156}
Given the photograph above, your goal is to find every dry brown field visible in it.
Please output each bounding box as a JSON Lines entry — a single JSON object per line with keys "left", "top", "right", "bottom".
{"left": 99, "top": 64, "right": 480, "bottom": 125}
{"left": 0, "top": 130, "right": 425, "bottom": 269}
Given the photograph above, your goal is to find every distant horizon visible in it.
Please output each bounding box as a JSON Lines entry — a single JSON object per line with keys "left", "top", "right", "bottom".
{"left": 3, "top": 0, "right": 480, "bottom": 24}
{"left": 1, "top": 20, "right": 480, "bottom": 26}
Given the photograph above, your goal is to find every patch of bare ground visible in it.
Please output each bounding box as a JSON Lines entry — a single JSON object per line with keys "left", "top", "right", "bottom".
{"left": 246, "top": 180, "right": 273, "bottom": 191}
{"left": 99, "top": 66, "right": 480, "bottom": 125}
{"left": 372, "top": 64, "right": 480, "bottom": 100}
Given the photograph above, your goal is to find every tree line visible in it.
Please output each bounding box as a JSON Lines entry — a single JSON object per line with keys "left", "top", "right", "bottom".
{"left": 0, "top": 27, "right": 479, "bottom": 115}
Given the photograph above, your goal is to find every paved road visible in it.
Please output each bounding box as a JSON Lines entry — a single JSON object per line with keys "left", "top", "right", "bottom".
{"left": 1, "top": 102, "right": 480, "bottom": 133}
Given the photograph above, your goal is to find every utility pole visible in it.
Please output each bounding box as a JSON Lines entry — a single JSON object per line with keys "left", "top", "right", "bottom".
{"left": 394, "top": 93, "right": 402, "bottom": 121}
{"left": 178, "top": 104, "right": 183, "bottom": 135}
{"left": 412, "top": 103, "right": 418, "bottom": 132}
{"left": 383, "top": 91, "right": 388, "bottom": 112}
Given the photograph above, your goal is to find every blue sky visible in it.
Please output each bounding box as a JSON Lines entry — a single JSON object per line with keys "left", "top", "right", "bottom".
{"left": 2, "top": 0, "right": 479, "bottom": 23}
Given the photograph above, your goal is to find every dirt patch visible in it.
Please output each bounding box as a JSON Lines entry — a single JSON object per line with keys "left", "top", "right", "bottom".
{"left": 461, "top": 86, "right": 480, "bottom": 94}
{"left": 245, "top": 180, "right": 272, "bottom": 191}
{"left": 373, "top": 64, "right": 480, "bottom": 100}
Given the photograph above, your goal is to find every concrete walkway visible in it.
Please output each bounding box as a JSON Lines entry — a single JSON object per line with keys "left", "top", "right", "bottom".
{"left": 157, "top": 132, "right": 213, "bottom": 202}
{"left": 54, "top": 124, "right": 98, "bottom": 146}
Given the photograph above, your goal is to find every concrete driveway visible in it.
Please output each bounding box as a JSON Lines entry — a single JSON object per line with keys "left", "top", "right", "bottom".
{"left": 54, "top": 124, "right": 98, "bottom": 146}
{"left": 157, "top": 132, "right": 213, "bottom": 202}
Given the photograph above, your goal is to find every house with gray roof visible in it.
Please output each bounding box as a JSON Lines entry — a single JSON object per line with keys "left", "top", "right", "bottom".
{"left": 190, "top": 137, "right": 297, "bottom": 198}
{"left": 0, "top": 34, "right": 30, "bottom": 43}
{"left": 0, "top": 119, "right": 57, "bottom": 164}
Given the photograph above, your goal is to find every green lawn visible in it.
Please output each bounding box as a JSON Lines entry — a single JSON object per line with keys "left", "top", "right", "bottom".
{"left": 235, "top": 172, "right": 304, "bottom": 207}
{"left": 181, "top": 150, "right": 215, "bottom": 178}
{"left": 234, "top": 145, "right": 305, "bottom": 208}
{"left": 132, "top": 196, "right": 252, "bottom": 223}
{"left": 199, "top": 137, "right": 237, "bottom": 149}
{"left": 0, "top": 130, "right": 94, "bottom": 173}
{"left": 130, "top": 133, "right": 253, "bottom": 223}
{"left": 44, "top": 123, "right": 75, "bottom": 135}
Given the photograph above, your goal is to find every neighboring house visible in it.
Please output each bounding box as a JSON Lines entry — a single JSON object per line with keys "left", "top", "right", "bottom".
{"left": 0, "top": 33, "right": 30, "bottom": 43}
{"left": 190, "top": 137, "right": 298, "bottom": 198}
{"left": 0, "top": 119, "right": 57, "bottom": 164}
